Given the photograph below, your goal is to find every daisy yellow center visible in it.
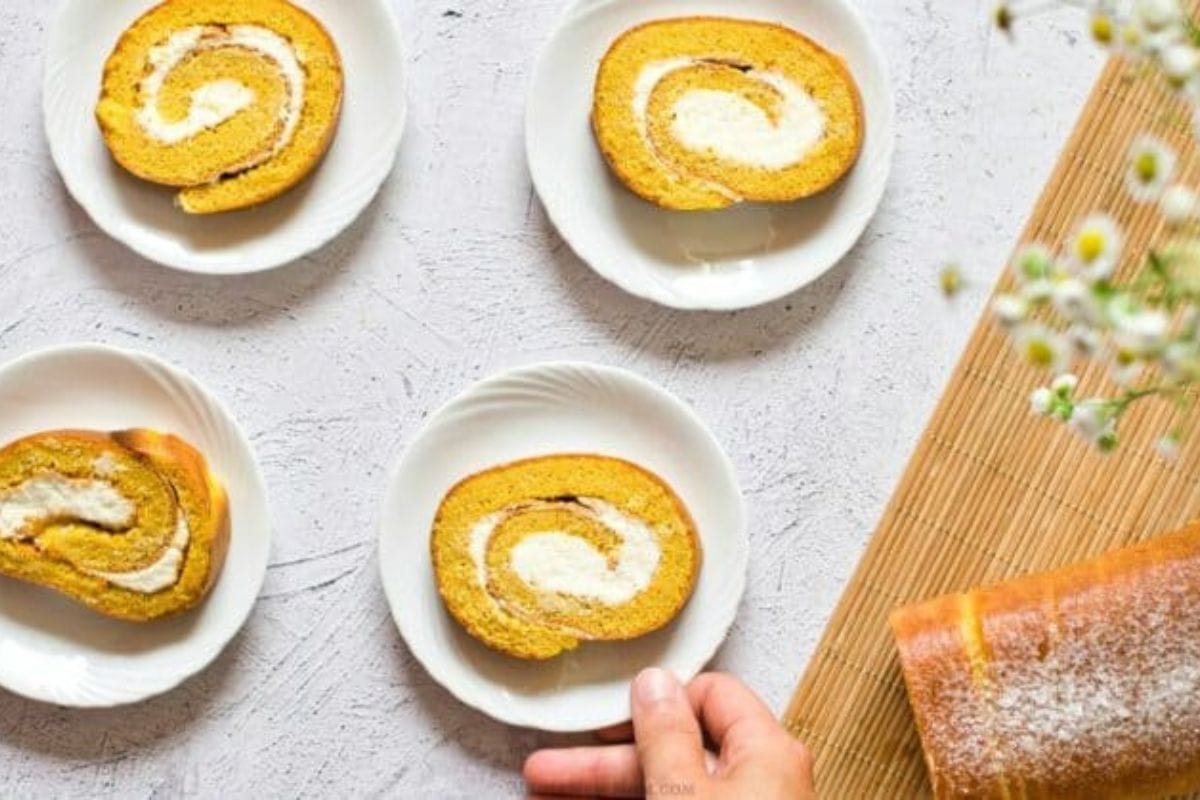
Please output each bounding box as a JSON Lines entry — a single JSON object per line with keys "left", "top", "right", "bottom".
{"left": 1134, "top": 151, "right": 1158, "bottom": 183}
{"left": 1026, "top": 339, "right": 1054, "bottom": 367}
{"left": 1077, "top": 230, "right": 1105, "bottom": 263}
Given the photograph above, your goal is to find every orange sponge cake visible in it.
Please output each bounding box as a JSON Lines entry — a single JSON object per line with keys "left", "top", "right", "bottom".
{"left": 592, "top": 17, "right": 863, "bottom": 210}
{"left": 95, "top": 0, "right": 343, "bottom": 214}
{"left": 431, "top": 455, "right": 701, "bottom": 660}
{"left": 0, "top": 429, "right": 229, "bottom": 621}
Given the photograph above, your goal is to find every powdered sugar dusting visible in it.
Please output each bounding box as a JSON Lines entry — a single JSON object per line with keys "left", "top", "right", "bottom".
{"left": 912, "top": 552, "right": 1200, "bottom": 795}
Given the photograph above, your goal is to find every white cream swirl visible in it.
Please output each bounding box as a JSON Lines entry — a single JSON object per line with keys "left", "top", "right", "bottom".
{"left": 469, "top": 497, "right": 662, "bottom": 606}
{"left": 632, "top": 58, "right": 826, "bottom": 172}
{"left": 137, "top": 25, "right": 305, "bottom": 157}
{"left": 90, "top": 513, "right": 189, "bottom": 593}
{"left": 0, "top": 474, "right": 189, "bottom": 594}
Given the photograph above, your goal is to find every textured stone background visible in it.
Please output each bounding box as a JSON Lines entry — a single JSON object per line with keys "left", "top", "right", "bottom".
{"left": 0, "top": 0, "right": 1100, "bottom": 797}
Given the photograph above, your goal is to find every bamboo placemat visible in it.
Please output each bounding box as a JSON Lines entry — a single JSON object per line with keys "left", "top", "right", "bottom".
{"left": 782, "top": 55, "right": 1200, "bottom": 798}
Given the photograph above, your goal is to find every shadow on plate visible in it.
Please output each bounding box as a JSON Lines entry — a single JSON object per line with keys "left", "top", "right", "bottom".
{"left": 0, "top": 581, "right": 202, "bottom": 656}
{"left": 610, "top": 174, "right": 849, "bottom": 270}
{"left": 542, "top": 201, "right": 871, "bottom": 363}
{"left": 104, "top": 158, "right": 320, "bottom": 252}
{"left": 54, "top": 167, "right": 390, "bottom": 328}
{"left": 444, "top": 606, "right": 680, "bottom": 700}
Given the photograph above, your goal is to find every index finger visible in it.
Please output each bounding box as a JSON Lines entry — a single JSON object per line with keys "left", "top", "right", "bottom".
{"left": 686, "top": 672, "right": 786, "bottom": 749}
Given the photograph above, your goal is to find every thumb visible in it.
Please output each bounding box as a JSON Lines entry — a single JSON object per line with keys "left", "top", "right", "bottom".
{"left": 631, "top": 668, "right": 707, "bottom": 797}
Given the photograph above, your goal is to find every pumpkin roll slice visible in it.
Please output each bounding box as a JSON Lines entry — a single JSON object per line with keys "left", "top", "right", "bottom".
{"left": 431, "top": 455, "right": 701, "bottom": 660}
{"left": 0, "top": 430, "right": 229, "bottom": 621}
{"left": 592, "top": 17, "right": 863, "bottom": 210}
{"left": 96, "top": 0, "right": 343, "bottom": 214}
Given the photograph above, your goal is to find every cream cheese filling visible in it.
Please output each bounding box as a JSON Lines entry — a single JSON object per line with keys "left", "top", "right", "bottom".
{"left": 669, "top": 73, "right": 825, "bottom": 169}
{"left": 469, "top": 498, "right": 662, "bottom": 607}
{"left": 0, "top": 474, "right": 189, "bottom": 594}
{"left": 631, "top": 58, "right": 826, "bottom": 190}
{"left": 90, "top": 512, "right": 189, "bottom": 594}
{"left": 0, "top": 475, "right": 134, "bottom": 539}
{"left": 137, "top": 24, "right": 306, "bottom": 157}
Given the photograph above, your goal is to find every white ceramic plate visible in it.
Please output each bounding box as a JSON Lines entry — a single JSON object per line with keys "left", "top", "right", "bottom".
{"left": 379, "top": 362, "right": 747, "bottom": 732}
{"left": 526, "top": 0, "right": 894, "bottom": 310}
{"left": 0, "top": 343, "right": 270, "bottom": 706}
{"left": 43, "top": 0, "right": 406, "bottom": 274}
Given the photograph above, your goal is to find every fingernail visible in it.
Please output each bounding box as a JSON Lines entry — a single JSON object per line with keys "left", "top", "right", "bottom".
{"left": 634, "top": 667, "right": 677, "bottom": 705}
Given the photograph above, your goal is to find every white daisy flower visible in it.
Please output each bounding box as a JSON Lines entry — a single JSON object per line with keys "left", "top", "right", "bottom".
{"left": 1163, "top": 340, "right": 1200, "bottom": 381}
{"left": 1160, "top": 184, "right": 1198, "bottom": 226}
{"left": 1051, "top": 278, "right": 1099, "bottom": 324}
{"left": 1067, "top": 323, "right": 1104, "bottom": 357}
{"left": 1134, "top": 0, "right": 1183, "bottom": 33}
{"left": 1015, "top": 323, "right": 1071, "bottom": 374}
{"left": 1129, "top": 19, "right": 1185, "bottom": 57}
{"left": 1020, "top": 279, "right": 1055, "bottom": 304}
{"left": 1145, "top": 26, "right": 1186, "bottom": 57}
{"left": 1030, "top": 387, "right": 1054, "bottom": 416}
{"left": 1125, "top": 135, "right": 1177, "bottom": 203}
{"left": 1011, "top": 243, "right": 1055, "bottom": 284}
{"left": 1070, "top": 398, "right": 1119, "bottom": 449}
{"left": 1157, "top": 431, "right": 1182, "bottom": 460}
{"left": 993, "top": 294, "right": 1029, "bottom": 326}
{"left": 1114, "top": 307, "right": 1170, "bottom": 355}
{"left": 1160, "top": 43, "right": 1200, "bottom": 88}
{"left": 1068, "top": 213, "right": 1124, "bottom": 282}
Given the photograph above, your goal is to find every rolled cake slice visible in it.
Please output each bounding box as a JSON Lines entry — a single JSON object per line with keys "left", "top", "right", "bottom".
{"left": 0, "top": 429, "right": 229, "bottom": 621}
{"left": 431, "top": 455, "right": 701, "bottom": 660}
{"left": 96, "top": 0, "right": 343, "bottom": 214}
{"left": 592, "top": 17, "right": 863, "bottom": 210}
{"left": 890, "top": 523, "right": 1200, "bottom": 799}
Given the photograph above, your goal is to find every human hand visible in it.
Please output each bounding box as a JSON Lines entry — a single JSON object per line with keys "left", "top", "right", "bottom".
{"left": 523, "top": 669, "right": 815, "bottom": 798}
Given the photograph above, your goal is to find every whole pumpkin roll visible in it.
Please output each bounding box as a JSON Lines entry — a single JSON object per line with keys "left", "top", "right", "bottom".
{"left": 890, "top": 523, "right": 1200, "bottom": 799}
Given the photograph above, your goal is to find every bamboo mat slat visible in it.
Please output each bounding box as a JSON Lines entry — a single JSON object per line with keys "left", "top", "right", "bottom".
{"left": 782, "top": 54, "right": 1200, "bottom": 798}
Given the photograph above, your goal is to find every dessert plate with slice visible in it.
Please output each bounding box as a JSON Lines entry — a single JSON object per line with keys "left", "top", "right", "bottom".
{"left": 379, "top": 362, "right": 746, "bottom": 731}
{"left": 527, "top": 0, "right": 894, "bottom": 310}
{"left": 0, "top": 344, "right": 270, "bottom": 706}
{"left": 43, "top": 0, "right": 406, "bottom": 274}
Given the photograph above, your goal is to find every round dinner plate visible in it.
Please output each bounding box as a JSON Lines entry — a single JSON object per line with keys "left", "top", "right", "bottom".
{"left": 43, "top": 0, "right": 407, "bottom": 275}
{"left": 526, "top": 0, "right": 894, "bottom": 310}
{"left": 0, "top": 344, "right": 270, "bottom": 706}
{"left": 379, "top": 362, "right": 747, "bottom": 731}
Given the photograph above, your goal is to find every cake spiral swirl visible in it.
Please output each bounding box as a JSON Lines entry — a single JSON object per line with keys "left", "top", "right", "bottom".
{"left": 431, "top": 455, "right": 701, "bottom": 660}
